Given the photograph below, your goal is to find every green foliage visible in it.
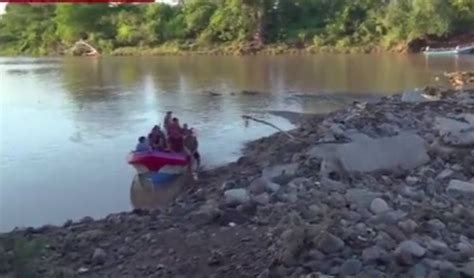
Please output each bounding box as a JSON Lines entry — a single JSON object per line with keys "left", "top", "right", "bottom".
{"left": 0, "top": 0, "right": 473, "bottom": 55}
{"left": 0, "top": 4, "right": 58, "bottom": 55}
{"left": 205, "top": 0, "right": 256, "bottom": 42}
{"left": 55, "top": 4, "right": 114, "bottom": 42}
{"left": 184, "top": 0, "right": 217, "bottom": 36}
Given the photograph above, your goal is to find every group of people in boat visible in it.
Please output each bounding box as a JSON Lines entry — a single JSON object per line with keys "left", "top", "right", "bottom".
{"left": 135, "top": 111, "right": 200, "bottom": 169}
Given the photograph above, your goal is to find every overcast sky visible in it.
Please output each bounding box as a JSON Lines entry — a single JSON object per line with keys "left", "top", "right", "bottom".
{"left": 0, "top": 1, "right": 176, "bottom": 15}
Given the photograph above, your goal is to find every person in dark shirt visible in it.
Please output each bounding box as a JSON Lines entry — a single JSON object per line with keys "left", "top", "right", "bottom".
{"left": 184, "top": 128, "right": 200, "bottom": 170}
{"left": 149, "top": 125, "right": 166, "bottom": 150}
{"left": 163, "top": 111, "right": 172, "bottom": 134}
{"left": 135, "top": 136, "right": 151, "bottom": 152}
{"left": 167, "top": 118, "right": 184, "bottom": 152}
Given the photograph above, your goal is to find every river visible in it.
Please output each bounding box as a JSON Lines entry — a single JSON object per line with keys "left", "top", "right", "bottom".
{"left": 0, "top": 54, "right": 473, "bottom": 232}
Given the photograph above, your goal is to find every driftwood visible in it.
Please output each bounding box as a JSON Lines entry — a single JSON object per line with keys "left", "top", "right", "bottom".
{"left": 71, "top": 39, "right": 99, "bottom": 56}
{"left": 444, "top": 71, "right": 474, "bottom": 91}
{"left": 242, "top": 115, "right": 295, "bottom": 140}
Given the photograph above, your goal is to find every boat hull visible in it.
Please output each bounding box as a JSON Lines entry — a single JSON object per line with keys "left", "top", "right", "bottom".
{"left": 127, "top": 151, "right": 188, "bottom": 173}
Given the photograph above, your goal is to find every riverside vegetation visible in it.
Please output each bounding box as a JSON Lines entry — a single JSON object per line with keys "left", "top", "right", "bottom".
{"left": 0, "top": 87, "right": 473, "bottom": 277}
{"left": 0, "top": 0, "right": 473, "bottom": 56}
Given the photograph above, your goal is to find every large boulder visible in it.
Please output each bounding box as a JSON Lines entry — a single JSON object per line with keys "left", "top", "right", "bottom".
{"left": 224, "top": 189, "right": 250, "bottom": 206}
{"left": 91, "top": 248, "right": 107, "bottom": 265}
{"left": 262, "top": 163, "right": 299, "bottom": 179}
{"left": 395, "top": 240, "right": 426, "bottom": 265}
{"left": 249, "top": 177, "right": 281, "bottom": 194}
{"left": 435, "top": 114, "right": 474, "bottom": 147}
{"left": 401, "top": 90, "right": 438, "bottom": 103}
{"left": 309, "top": 132, "right": 429, "bottom": 173}
{"left": 447, "top": 179, "right": 474, "bottom": 197}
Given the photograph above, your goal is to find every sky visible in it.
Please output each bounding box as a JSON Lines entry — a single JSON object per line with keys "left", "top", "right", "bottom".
{"left": 0, "top": 1, "right": 176, "bottom": 15}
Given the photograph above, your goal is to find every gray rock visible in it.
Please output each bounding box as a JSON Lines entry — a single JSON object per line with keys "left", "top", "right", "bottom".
{"left": 192, "top": 200, "right": 221, "bottom": 224}
{"left": 76, "top": 229, "right": 105, "bottom": 241}
{"left": 447, "top": 180, "right": 474, "bottom": 196}
{"left": 382, "top": 225, "right": 407, "bottom": 243}
{"left": 320, "top": 157, "right": 347, "bottom": 182}
{"left": 91, "top": 248, "right": 107, "bottom": 265}
{"left": 257, "top": 269, "right": 270, "bottom": 278}
{"left": 248, "top": 177, "right": 267, "bottom": 195}
{"left": 436, "top": 169, "right": 454, "bottom": 180}
{"left": 427, "top": 219, "right": 446, "bottom": 231}
{"left": 288, "top": 177, "right": 312, "bottom": 189}
{"left": 355, "top": 269, "right": 386, "bottom": 278}
{"left": 435, "top": 115, "right": 474, "bottom": 147}
{"left": 422, "top": 259, "right": 455, "bottom": 271}
{"left": 362, "top": 246, "right": 389, "bottom": 263}
{"left": 341, "top": 133, "right": 430, "bottom": 172}
{"left": 265, "top": 181, "right": 281, "bottom": 193}
{"left": 142, "top": 233, "right": 152, "bottom": 242}
{"left": 262, "top": 163, "right": 299, "bottom": 179}
{"left": 460, "top": 261, "right": 474, "bottom": 276}
{"left": 80, "top": 216, "right": 94, "bottom": 223}
{"left": 375, "top": 231, "right": 397, "bottom": 250}
{"left": 401, "top": 90, "right": 436, "bottom": 103}
{"left": 373, "top": 210, "right": 408, "bottom": 225}
{"left": 345, "top": 189, "right": 381, "bottom": 210}
{"left": 436, "top": 270, "right": 462, "bottom": 278}
{"left": 224, "top": 189, "right": 250, "bottom": 206}
{"left": 281, "top": 192, "right": 298, "bottom": 203}
{"left": 354, "top": 222, "right": 368, "bottom": 234}
{"left": 395, "top": 240, "right": 426, "bottom": 265}
{"left": 457, "top": 242, "right": 474, "bottom": 257}
{"left": 340, "top": 259, "right": 362, "bottom": 276}
{"left": 320, "top": 178, "right": 347, "bottom": 193}
{"left": 398, "top": 219, "right": 419, "bottom": 234}
{"left": 427, "top": 239, "right": 449, "bottom": 253}
{"left": 309, "top": 132, "right": 429, "bottom": 173}
{"left": 252, "top": 193, "right": 270, "bottom": 205}
{"left": 370, "top": 198, "right": 390, "bottom": 214}
{"left": 314, "top": 232, "right": 345, "bottom": 254}
{"left": 327, "top": 192, "right": 346, "bottom": 208}
{"left": 406, "top": 176, "right": 419, "bottom": 185}
{"left": 410, "top": 263, "right": 428, "bottom": 278}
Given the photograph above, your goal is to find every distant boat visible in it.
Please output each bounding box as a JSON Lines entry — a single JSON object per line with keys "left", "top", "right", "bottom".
{"left": 423, "top": 45, "right": 474, "bottom": 56}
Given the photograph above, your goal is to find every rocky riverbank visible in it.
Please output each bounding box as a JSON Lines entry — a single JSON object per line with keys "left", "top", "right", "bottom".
{"left": 1, "top": 87, "right": 474, "bottom": 278}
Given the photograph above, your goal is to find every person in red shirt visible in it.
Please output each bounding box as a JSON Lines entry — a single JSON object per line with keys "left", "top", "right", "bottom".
{"left": 167, "top": 118, "right": 184, "bottom": 152}
{"left": 149, "top": 125, "right": 166, "bottom": 150}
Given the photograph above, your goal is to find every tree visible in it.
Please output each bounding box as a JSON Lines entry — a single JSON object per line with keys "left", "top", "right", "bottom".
{"left": 184, "top": 0, "right": 217, "bottom": 37}
{"left": 55, "top": 4, "right": 113, "bottom": 42}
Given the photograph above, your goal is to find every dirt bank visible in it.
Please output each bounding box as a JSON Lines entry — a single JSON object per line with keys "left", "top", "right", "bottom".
{"left": 1, "top": 87, "right": 473, "bottom": 278}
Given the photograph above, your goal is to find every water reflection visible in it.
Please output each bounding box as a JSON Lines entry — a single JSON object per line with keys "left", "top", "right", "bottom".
{"left": 130, "top": 173, "right": 194, "bottom": 209}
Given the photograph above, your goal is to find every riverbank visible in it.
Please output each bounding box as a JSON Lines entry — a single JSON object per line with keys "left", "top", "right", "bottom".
{"left": 110, "top": 43, "right": 384, "bottom": 57}
{"left": 2, "top": 31, "right": 473, "bottom": 57}
{"left": 1, "top": 87, "right": 473, "bottom": 277}
{"left": 0, "top": 42, "right": 382, "bottom": 57}
{"left": 109, "top": 32, "right": 474, "bottom": 56}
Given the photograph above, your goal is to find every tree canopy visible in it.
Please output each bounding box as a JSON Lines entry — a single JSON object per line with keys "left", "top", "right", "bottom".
{"left": 0, "top": 0, "right": 473, "bottom": 55}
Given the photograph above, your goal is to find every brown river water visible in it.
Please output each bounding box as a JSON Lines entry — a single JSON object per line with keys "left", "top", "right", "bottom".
{"left": 0, "top": 54, "right": 473, "bottom": 232}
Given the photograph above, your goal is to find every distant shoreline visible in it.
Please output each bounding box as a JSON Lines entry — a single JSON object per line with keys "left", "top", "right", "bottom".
{"left": 0, "top": 43, "right": 411, "bottom": 57}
